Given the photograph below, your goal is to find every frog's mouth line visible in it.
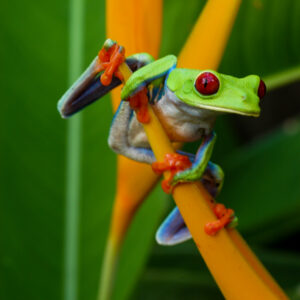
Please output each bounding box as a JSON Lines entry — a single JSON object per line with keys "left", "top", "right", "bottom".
{"left": 57, "top": 57, "right": 145, "bottom": 118}
{"left": 196, "top": 103, "right": 260, "bottom": 117}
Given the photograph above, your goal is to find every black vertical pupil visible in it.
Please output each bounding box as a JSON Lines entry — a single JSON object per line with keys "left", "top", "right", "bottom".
{"left": 203, "top": 79, "right": 208, "bottom": 88}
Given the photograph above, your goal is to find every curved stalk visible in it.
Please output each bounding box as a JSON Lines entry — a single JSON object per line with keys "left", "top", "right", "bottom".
{"left": 118, "top": 62, "right": 288, "bottom": 300}
{"left": 64, "top": 0, "right": 85, "bottom": 299}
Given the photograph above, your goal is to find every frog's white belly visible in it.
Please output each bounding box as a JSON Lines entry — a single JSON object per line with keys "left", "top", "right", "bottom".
{"left": 128, "top": 88, "right": 217, "bottom": 148}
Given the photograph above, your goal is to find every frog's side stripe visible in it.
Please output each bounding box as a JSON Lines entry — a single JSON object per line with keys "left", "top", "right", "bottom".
{"left": 147, "top": 78, "right": 165, "bottom": 104}
{"left": 121, "top": 55, "right": 177, "bottom": 100}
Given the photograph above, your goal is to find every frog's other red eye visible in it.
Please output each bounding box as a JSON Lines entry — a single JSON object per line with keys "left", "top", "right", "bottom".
{"left": 258, "top": 79, "right": 266, "bottom": 99}
{"left": 195, "top": 72, "right": 220, "bottom": 95}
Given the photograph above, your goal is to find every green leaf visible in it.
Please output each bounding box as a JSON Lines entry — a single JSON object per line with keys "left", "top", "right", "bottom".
{"left": 0, "top": 1, "right": 166, "bottom": 300}
{"left": 220, "top": 121, "right": 300, "bottom": 243}
{"left": 132, "top": 244, "right": 300, "bottom": 300}
{"left": 220, "top": 0, "right": 300, "bottom": 88}
{"left": 0, "top": 0, "right": 68, "bottom": 299}
{"left": 2, "top": 1, "right": 300, "bottom": 300}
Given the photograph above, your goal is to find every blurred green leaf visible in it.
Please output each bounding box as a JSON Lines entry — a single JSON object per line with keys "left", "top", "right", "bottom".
{"left": 0, "top": 1, "right": 166, "bottom": 300}
{"left": 219, "top": 120, "right": 300, "bottom": 243}
{"left": 2, "top": 1, "right": 300, "bottom": 300}
{"left": 220, "top": 0, "right": 300, "bottom": 88}
{"left": 0, "top": 0, "right": 68, "bottom": 299}
{"left": 132, "top": 243, "right": 300, "bottom": 300}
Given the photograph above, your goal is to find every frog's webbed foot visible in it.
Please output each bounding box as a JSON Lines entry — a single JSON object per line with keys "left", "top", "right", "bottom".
{"left": 156, "top": 161, "right": 229, "bottom": 245}
{"left": 205, "top": 204, "right": 238, "bottom": 235}
{"left": 156, "top": 205, "right": 237, "bottom": 245}
{"left": 152, "top": 153, "right": 192, "bottom": 193}
{"left": 57, "top": 40, "right": 155, "bottom": 118}
{"left": 152, "top": 132, "right": 217, "bottom": 193}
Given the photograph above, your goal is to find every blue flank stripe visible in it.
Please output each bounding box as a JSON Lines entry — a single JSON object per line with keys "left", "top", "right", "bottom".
{"left": 110, "top": 100, "right": 123, "bottom": 126}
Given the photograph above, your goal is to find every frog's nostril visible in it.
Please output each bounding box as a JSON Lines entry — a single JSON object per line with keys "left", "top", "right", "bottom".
{"left": 258, "top": 79, "right": 266, "bottom": 99}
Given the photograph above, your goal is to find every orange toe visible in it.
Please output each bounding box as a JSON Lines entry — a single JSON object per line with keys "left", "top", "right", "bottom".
{"left": 152, "top": 153, "right": 192, "bottom": 193}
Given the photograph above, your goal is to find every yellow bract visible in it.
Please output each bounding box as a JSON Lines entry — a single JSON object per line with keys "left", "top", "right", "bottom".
{"left": 101, "top": 0, "right": 288, "bottom": 299}
{"left": 106, "top": 0, "right": 162, "bottom": 244}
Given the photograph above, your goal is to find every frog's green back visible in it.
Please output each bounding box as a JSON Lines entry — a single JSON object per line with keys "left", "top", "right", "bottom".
{"left": 121, "top": 55, "right": 177, "bottom": 100}
{"left": 167, "top": 69, "right": 261, "bottom": 117}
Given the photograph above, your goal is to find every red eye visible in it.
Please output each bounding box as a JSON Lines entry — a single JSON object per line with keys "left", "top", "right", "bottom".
{"left": 195, "top": 72, "right": 220, "bottom": 95}
{"left": 258, "top": 79, "right": 266, "bottom": 99}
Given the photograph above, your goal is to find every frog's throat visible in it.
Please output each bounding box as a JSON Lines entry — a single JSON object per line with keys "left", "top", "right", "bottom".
{"left": 156, "top": 88, "right": 217, "bottom": 138}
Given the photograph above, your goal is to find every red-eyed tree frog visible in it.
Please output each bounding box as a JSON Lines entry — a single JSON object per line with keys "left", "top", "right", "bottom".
{"left": 58, "top": 49, "right": 266, "bottom": 245}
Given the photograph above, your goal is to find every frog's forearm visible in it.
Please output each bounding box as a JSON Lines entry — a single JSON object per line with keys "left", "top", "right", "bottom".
{"left": 172, "top": 131, "right": 216, "bottom": 183}
{"left": 121, "top": 55, "right": 177, "bottom": 100}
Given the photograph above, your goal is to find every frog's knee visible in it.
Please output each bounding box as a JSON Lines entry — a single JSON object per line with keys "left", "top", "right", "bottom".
{"left": 108, "top": 132, "right": 123, "bottom": 154}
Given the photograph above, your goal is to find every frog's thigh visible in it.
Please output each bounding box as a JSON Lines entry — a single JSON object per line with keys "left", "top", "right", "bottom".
{"left": 156, "top": 206, "right": 191, "bottom": 245}
{"left": 128, "top": 117, "right": 150, "bottom": 148}
{"left": 177, "top": 150, "right": 224, "bottom": 197}
{"left": 108, "top": 101, "right": 155, "bottom": 164}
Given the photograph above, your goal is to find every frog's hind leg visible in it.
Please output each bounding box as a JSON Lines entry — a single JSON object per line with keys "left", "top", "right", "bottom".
{"left": 176, "top": 151, "right": 224, "bottom": 198}
{"left": 108, "top": 100, "right": 155, "bottom": 164}
{"left": 156, "top": 206, "right": 191, "bottom": 245}
{"left": 156, "top": 161, "right": 224, "bottom": 245}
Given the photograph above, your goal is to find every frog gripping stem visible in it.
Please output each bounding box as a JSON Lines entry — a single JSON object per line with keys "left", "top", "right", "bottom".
{"left": 152, "top": 153, "right": 192, "bottom": 193}
{"left": 152, "top": 154, "right": 236, "bottom": 235}
{"left": 128, "top": 88, "right": 150, "bottom": 123}
{"left": 96, "top": 39, "right": 125, "bottom": 86}
{"left": 205, "top": 203, "right": 236, "bottom": 236}
{"left": 97, "top": 39, "right": 150, "bottom": 123}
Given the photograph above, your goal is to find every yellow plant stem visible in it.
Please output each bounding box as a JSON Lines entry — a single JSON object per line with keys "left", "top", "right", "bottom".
{"left": 98, "top": 236, "right": 119, "bottom": 300}
{"left": 118, "top": 62, "right": 288, "bottom": 300}
{"left": 178, "top": 0, "right": 241, "bottom": 69}
{"left": 102, "top": 0, "right": 288, "bottom": 299}
{"left": 98, "top": 1, "right": 162, "bottom": 300}
{"left": 106, "top": 0, "right": 162, "bottom": 227}
{"left": 228, "top": 230, "right": 288, "bottom": 299}
{"left": 192, "top": 185, "right": 287, "bottom": 299}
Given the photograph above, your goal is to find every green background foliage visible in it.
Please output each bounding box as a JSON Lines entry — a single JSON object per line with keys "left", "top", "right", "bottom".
{"left": 1, "top": 0, "right": 300, "bottom": 299}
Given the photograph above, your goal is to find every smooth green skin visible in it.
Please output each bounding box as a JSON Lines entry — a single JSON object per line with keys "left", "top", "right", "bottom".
{"left": 168, "top": 68, "right": 261, "bottom": 117}
{"left": 119, "top": 55, "right": 261, "bottom": 185}
{"left": 121, "top": 55, "right": 261, "bottom": 117}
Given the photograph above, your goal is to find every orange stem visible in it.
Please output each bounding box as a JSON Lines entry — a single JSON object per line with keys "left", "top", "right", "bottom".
{"left": 118, "top": 61, "right": 287, "bottom": 300}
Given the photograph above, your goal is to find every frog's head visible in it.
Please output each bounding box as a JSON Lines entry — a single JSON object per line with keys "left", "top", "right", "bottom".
{"left": 166, "top": 69, "right": 266, "bottom": 117}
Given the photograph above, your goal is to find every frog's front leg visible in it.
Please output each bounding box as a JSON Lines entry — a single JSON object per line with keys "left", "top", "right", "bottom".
{"left": 172, "top": 131, "right": 216, "bottom": 185}
{"left": 108, "top": 100, "right": 155, "bottom": 164}
{"left": 109, "top": 55, "right": 178, "bottom": 164}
